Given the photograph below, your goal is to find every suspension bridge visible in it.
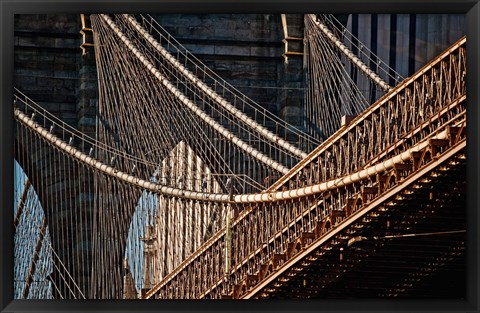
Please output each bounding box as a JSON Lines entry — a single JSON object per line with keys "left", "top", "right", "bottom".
{"left": 13, "top": 14, "right": 466, "bottom": 299}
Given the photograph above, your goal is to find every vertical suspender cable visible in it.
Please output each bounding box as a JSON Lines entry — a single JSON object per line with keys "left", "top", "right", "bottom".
{"left": 307, "top": 14, "right": 392, "bottom": 93}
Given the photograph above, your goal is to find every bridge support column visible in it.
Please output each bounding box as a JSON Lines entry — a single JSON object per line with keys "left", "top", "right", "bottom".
{"left": 76, "top": 14, "right": 98, "bottom": 298}
{"left": 78, "top": 14, "right": 98, "bottom": 143}
{"left": 279, "top": 14, "right": 305, "bottom": 144}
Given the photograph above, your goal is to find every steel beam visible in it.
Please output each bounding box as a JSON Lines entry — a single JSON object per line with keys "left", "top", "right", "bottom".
{"left": 241, "top": 139, "right": 465, "bottom": 298}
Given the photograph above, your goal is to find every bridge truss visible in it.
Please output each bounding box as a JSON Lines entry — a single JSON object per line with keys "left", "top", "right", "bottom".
{"left": 13, "top": 14, "right": 466, "bottom": 299}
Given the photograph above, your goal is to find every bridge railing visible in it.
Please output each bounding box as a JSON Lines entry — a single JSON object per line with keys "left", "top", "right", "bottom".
{"left": 146, "top": 112, "right": 465, "bottom": 299}
{"left": 267, "top": 36, "right": 466, "bottom": 192}
{"left": 143, "top": 36, "right": 466, "bottom": 299}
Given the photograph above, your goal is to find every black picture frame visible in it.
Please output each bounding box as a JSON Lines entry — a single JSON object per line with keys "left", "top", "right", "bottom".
{"left": 1, "top": 1, "right": 479, "bottom": 312}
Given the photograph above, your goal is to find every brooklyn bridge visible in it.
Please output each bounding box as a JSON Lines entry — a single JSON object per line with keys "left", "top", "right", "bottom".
{"left": 13, "top": 14, "right": 466, "bottom": 299}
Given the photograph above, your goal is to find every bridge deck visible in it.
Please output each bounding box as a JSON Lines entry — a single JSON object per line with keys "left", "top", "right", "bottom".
{"left": 143, "top": 36, "right": 466, "bottom": 299}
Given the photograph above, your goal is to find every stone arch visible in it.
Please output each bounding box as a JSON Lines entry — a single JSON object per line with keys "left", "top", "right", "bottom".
{"left": 124, "top": 140, "right": 225, "bottom": 297}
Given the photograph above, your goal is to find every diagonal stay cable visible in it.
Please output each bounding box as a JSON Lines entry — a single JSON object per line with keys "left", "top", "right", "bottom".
{"left": 97, "top": 14, "right": 290, "bottom": 175}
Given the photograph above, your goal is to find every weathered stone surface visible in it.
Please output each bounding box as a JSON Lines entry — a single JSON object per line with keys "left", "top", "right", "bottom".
{"left": 15, "top": 14, "right": 79, "bottom": 32}
{"left": 54, "top": 37, "right": 78, "bottom": 49}
{"left": 250, "top": 46, "right": 281, "bottom": 57}
{"left": 214, "top": 45, "right": 251, "bottom": 57}
{"left": 78, "top": 116, "right": 97, "bottom": 127}
{"left": 181, "top": 44, "right": 215, "bottom": 55}
{"left": 280, "top": 105, "right": 303, "bottom": 125}
{"left": 18, "top": 36, "right": 56, "bottom": 48}
{"left": 36, "top": 102, "right": 61, "bottom": 112}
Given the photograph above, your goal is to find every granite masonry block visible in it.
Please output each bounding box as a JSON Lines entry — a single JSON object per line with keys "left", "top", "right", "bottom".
{"left": 38, "top": 77, "right": 64, "bottom": 88}
{"left": 250, "top": 46, "right": 282, "bottom": 58}
{"left": 79, "top": 89, "right": 98, "bottom": 99}
{"left": 54, "top": 38, "right": 79, "bottom": 49}
{"left": 14, "top": 49, "right": 37, "bottom": 60}
{"left": 52, "top": 86, "right": 77, "bottom": 97}
{"left": 251, "top": 65, "right": 278, "bottom": 80}
{"left": 19, "top": 36, "right": 56, "bottom": 48}
{"left": 76, "top": 107, "right": 97, "bottom": 119}
{"left": 79, "top": 81, "right": 98, "bottom": 91}
{"left": 62, "top": 79, "right": 77, "bottom": 91}
{"left": 54, "top": 70, "right": 78, "bottom": 78}
{"left": 76, "top": 99, "right": 89, "bottom": 111}
{"left": 78, "top": 117, "right": 97, "bottom": 127}
{"left": 59, "top": 102, "right": 76, "bottom": 112}
{"left": 76, "top": 97, "right": 98, "bottom": 111}
{"left": 156, "top": 14, "right": 205, "bottom": 28}
{"left": 61, "top": 118, "right": 77, "bottom": 127}
{"left": 78, "top": 65, "right": 97, "bottom": 75}
{"left": 183, "top": 44, "right": 215, "bottom": 55}
{"left": 37, "top": 102, "right": 61, "bottom": 112}
{"left": 213, "top": 26, "right": 236, "bottom": 39}
{"left": 214, "top": 45, "right": 251, "bottom": 57}
{"left": 47, "top": 14, "right": 80, "bottom": 32}
{"left": 49, "top": 91, "right": 72, "bottom": 102}
{"left": 14, "top": 61, "right": 40, "bottom": 70}
{"left": 54, "top": 62, "right": 77, "bottom": 72}
{"left": 15, "top": 68, "right": 55, "bottom": 77}
{"left": 14, "top": 75, "right": 36, "bottom": 86}
{"left": 280, "top": 107, "right": 303, "bottom": 125}
{"left": 175, "top": 26, "right": 215, "bottom": 39}
{"left": 38, "top": 53, "right": 56, "bottom": 62}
